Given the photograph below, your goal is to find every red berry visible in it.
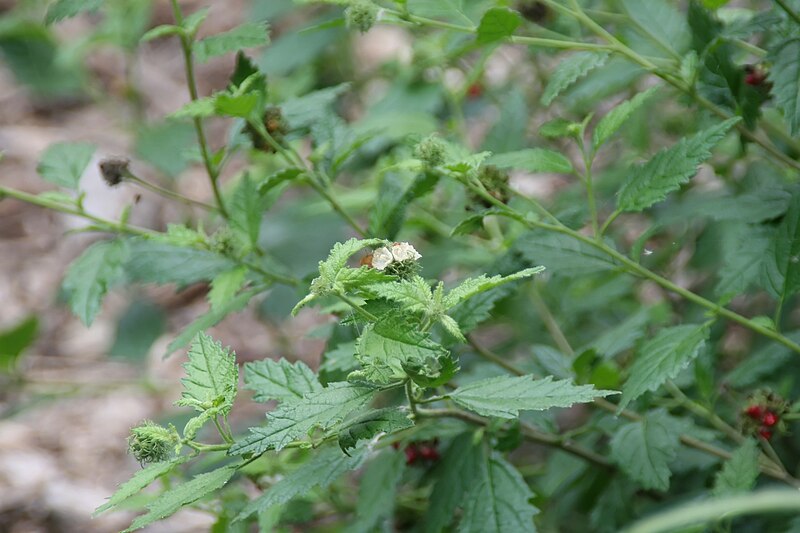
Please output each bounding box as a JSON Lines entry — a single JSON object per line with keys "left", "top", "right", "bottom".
{"left": 467, "top": 83, "right": 483, "bottom": 99}
{"left": 744, "top": 66, "right": 767, "bottom": 87}
{"left": 763, "top": 411, "right": 778, "bottom": 427}
{"left": 404, "top": 444, "right": 419, "bottom": 465}
{"left": 745, "top": 405, "right": 763, "bottom": 419}
{"left": 392, "top": 442, "right": 400, "bottom": 450}
{"left": 419, "top": 445, "right": 440, "bottom": 461}
{"left": 759, "top": 428, "right": 773, "bottom": 440}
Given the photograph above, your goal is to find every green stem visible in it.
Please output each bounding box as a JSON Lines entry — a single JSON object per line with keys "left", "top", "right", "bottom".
{"left": 776, "top": 0, "right": 800, "bottom": 26}
{"left": 416, "top": 407, "right": 612, "bottom": 468}
{"left": 467, "top": 337, "right": 523, "bottom": 376}
{"left": 248, "top": 119, "right": 368, "bottom": 237}
{"left": 185, "top": 441, "right": 231, "bottom": 452}
{"left": 170, "top": 0, "right": 228, "bottom": 218}
{"left": 124, "top": 171, "right": 218, "bottom": 212}
{"left": 336, "top": 292, "right": 379, "bottom": 322}
{"left": 0, "top": 186, "right": 152, "bottom": 237}
{"left": 665, "top": 382, "right": 744, "bottom": 444}
{"left": 213, "top": 415, "right": 234, "bottom": 444}
{"left": 405, "top": 380, "right": 419, "bottom": 420}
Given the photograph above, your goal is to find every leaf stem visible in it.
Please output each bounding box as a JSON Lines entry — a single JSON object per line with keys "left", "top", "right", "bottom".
{"left": 169, "top": 0, "right": 228, "bottom": 218}
{"left": 775, "top": 0, "right": 800, "bottom": 26}
{"left": 213, "top": 415, "right": 234, "bottom": 444}
{"left": 336, "top": 292, "right": 379, "bottom": 322}
{"left": 405, "top": 380, "right": 420, "bottom": 420}
{"left": 123, "top": 170, "right": 218, "bottom": 212}
{"left": 416, "top": 406, "right": 613, "bottom": 468}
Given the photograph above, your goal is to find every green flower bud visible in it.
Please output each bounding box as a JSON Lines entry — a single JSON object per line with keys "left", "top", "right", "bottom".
{"left": 127, "top": 420, "right": 180, "bottom": 465}
{"left": 384, "top": 258, "right": 421, "bottom": 280}
{"left": 414, "top": 135, "right": 447, "bottom": 167}
{"left": 345, "top": 0, "right": 377, "bottom": 33}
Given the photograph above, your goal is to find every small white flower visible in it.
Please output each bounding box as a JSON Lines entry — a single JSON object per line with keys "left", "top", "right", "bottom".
{"left": 372, "top": 247, "right": 394, "bottom": 270}
{"left": 390, "top": 242, "right": 422, "bottom": 262}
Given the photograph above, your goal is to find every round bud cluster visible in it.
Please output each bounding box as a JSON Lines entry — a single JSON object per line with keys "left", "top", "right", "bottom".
{"left": 394, "top": 439, "right": 440, "bottom": 465}
{"left": 475, "top": 164, "right": 510, "bottom": 206}
{"left": 99, "top": 158, "right": 130, "bottom": 187}
{"left": 345, "top": 0, "right": 378, "bottom": 34}
{"left": 127, "top": 420, "right": 179, "bottom": 464}
{"left": 246, "top": 106, "right": 288, "bottom": 152}
{"left": 742, "top": 390, "right": 787, "bottom": 441}
{"left": 414, "top": 135, "right": 447, "bottom": 168}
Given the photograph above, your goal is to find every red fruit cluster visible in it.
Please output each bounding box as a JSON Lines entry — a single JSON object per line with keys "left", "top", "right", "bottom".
{"left": 743, "top": 65, "right": 769, "bottom": 88}
{"left": 744, "top": 404, "right": 779, "bottom": 440}
{"left": 466, "top": 82, "right": 483, "bottom": 99}
{"left": 399, "top": 440, "right": 440, "bottom": 465}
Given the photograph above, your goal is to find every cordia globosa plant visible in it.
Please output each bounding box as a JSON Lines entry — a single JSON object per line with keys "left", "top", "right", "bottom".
{"left": 5, "top": 0, "right": 800, "bottom": 531}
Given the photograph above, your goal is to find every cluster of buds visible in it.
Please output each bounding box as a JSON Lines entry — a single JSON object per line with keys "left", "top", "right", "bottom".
{"left": 414, "top": 135, "right": 447, "bottom": 168}
{"left": 362, "top": 242, "right": 422, "bottom": 280}
{"left": 393, "top": 439, "right": 440, "bottom": 465}
{"left": 742, "top": 391, "right": 787, "bottom": 441}
{"left": 245, "top": 106, "right": 288, "bottom": 152}
{"left": 127, "top": 420, "right": 180, "bottom": 465}
{"left": 345, "top": 0, "right": 378, "bottom": 33}
{"left": 473, "top": 164, "right": 510, "bottom": 207}
{"left": 743, "top": 64, "right": 770, "bottom": 88}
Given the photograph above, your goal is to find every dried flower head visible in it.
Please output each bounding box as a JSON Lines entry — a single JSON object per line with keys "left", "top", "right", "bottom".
{"left": 99, "top": 158, "right": 130, "bottom": 187}
{"left": 371, "top": 246, "right": 394, "bottom": 270}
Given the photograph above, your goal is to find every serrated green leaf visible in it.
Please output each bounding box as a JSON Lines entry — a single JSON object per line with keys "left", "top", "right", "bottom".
{"left": 125, "top": 239, "right": 236, "bottom": 285}
{"left": 541, "top": 52, "right": 610, "bottom": 106}
{"left": 207, "top": 267, "right": 247, "bottom": 313}
{"left": 244, "top": 358, "right": 322, "bottom": 404}
{"left": 293, "top": 238, "right": 387, "bottom": 314}
{"left": 407, "top": 0, "right": 473, "bottom": 25}
{"left": 592, "top": 88, "right": 658, "bottom": 150}
{"left": 356, "top": 314, "right": 450, "bottom": 385}
{"left": 182, "top": 407, "right": 220, "bottom": 441}
{"left": 229, "top": 383, "right": 375, "bottom": 454}
{"left": 94, "top": 456, "right": 190, "bottom": 516}
{"left": 134, "top": 120, "right": 196, "bottom": 177}
{"left": 450, "top": 375, "right": 615, "bottom": 419}
{"left": 165, "top": 288, "right": 258, "bottom": 357}
{"left": 616, "top": 118, "right": 740, "bottom": 212}
{"left": 459, "top": 450, "right": 539, "bottom": 532}
{"left": 282, "top": 83, "right": 350, "bottom": 130}
{"left": 443, "top": 267, "right": 544, "bottom": 310}
{"left": 517, "top": 231, "right": 619, "bottom": 275}
{"left": 439, "top": 313, "right": 466, "bottom": 342}
{"left": 539, "top": 118, "right": 578, "bottom": 140}
{"left": 45, "top": 0, "right": 103, "bottom": 24}
{"left": 424, "top": 433, "right": 483, "bottom": 533}
{"left": 0, "top": 316, "right": 38, "bottom": 370}
{"left": 176, "top": 333, "right": 238, "bottom": 414}
{"left": 769, "top": 38, "right": 800, "bottom": 136}
{"left": 621, "top": 0, "right": 690, "bottom": 56}
{"left": 169, "top": 97, "right": 217, "bottom": 119}
{"left": 450, "top": 208, "right": 506, "bottom": 237}
{"left": 62, "top": 240, "right": 129, "bottom": 326}
{"left": 485, "top": 148, "right": 573, "bottom": 174}
{"left": 353, "top": 450, "right": 405, "bottom": 531}
{"left": 194, "top": 22, "right": 270, "bottom": 63}
{"left": 619, "top": 324, "right": 708, "bottom": 411}
{"left": 257, "top": 167, "right": 304, "bottom": 195}
{"left": 610, "top": 410, "right": 683, "bottom": 491}
{"left": 320, "top": 341, "right": 359, "bottom": 376}
{"left": 761, "top": 191, "right": 800, "bottom": 300}
{"left": 230, "top": 173, "right": 262, "bottom": 246}
{"left": 587, "top": 307, "right": 654, "bottom": 359}
{"left": 716, "top": 224, "right": 770, "bottom": 297}
{"left": 122, "top": 464, "right": 239, "bottom": 532}
{"left": 235, "top": 446, "right": 366, "bottom": 521}
{"left": 713, "top": 439, "right": 759, "bottom": 496}
{"left": 476, "top": 8, "right": 521, "bottom": 44}
{"left": 337, "top": 408, "right": 412, "bottom": 452}
{"left": 141, "top": 24, "right": 182, "bottom": 41}
{"left": 367, "top": 276, "right": 434, "bottom": 314}
{"left": 37, "top": 141, "right": 96, "bottom": 189}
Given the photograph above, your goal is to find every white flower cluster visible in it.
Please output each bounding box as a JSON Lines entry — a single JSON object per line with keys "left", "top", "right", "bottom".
{"left": 372, "top": 242, "right": 422, "bottom": 271}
